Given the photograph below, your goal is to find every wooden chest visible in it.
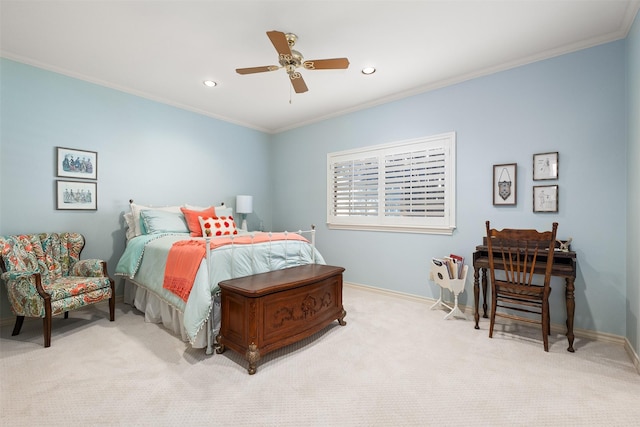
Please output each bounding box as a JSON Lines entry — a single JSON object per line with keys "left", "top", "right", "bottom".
{"left": 216, "top": 264, "right": 346, "bottom": 374}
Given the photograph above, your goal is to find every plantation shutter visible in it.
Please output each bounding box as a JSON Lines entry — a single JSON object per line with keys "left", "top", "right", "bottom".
{"left": 383, "top": 145, "right": 446, "bottom": 219}
{"left": 327, "top": 132, "right": 456, "bottom": 235}
{"left": 330, "top": 157, "right": 379, "bottom": 217}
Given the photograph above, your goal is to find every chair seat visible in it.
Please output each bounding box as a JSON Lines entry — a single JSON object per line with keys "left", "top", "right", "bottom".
{"left": 50, "top": 287, "right": 113, "bottom": 317}
{"left": 495, "top": 281, "right": 547, "bottom": 297}
{"left": 45, "top": 276, "right": 112, "bottom": 301}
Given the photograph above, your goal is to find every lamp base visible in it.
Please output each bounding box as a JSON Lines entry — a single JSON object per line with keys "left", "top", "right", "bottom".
{"left": 241, "top": 219, "right": 248, "bottom": 231}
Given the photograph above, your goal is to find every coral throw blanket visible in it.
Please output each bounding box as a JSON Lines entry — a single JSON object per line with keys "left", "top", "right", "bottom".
{"left": 162, "top": 233, "right": 309, "bottom": 302}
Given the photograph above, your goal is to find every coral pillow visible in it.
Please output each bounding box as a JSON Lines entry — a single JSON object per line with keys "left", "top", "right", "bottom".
{"left": 198, "top": 215, "right": 238, "bottom": 237}
{"left": 180, "top": 207, "right": 216, "bottom": 237}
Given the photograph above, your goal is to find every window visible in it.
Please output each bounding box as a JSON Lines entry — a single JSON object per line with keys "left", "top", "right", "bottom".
{"left": 327, "top": 132, "right": 456, "bottom": 235}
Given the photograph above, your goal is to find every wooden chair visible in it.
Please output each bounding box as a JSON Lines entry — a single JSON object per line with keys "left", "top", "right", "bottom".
{"left": 485, "top": 221, "right": 558, "bottom": 351}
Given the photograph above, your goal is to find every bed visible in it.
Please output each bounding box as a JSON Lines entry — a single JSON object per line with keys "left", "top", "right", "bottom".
{"left": 115, "top": 201, "right": 325, "bottom": 353}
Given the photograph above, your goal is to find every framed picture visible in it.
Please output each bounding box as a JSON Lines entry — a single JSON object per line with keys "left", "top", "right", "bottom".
{"left": 56, "top": 147, "right": 97, "bottom": 180}
{"left": 533, "top": 151, "right": 558, "bottom": 180}
{"left": 56, "top": 180, "right": 97, "bottom": 210}
{"left": 533, "top": 185, "right": 558, "bottom": 213}
{"left": 493, "top": 163, "right": 517, "bottom": 205}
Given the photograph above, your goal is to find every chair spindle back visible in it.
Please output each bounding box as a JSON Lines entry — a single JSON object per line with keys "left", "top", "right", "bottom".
{"left": 485, "top": 222, "right": 558, "bottom": 292}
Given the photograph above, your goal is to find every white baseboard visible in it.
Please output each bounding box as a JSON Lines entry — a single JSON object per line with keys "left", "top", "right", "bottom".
{"left": 625, "top": 338, "right": 640, "bottom": 375}
{"left": 346, "top": 281, "right": 441, "bottom": 305}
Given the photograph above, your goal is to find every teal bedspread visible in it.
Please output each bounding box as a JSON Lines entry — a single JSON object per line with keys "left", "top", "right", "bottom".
{"left": 115, "top": 233, "right": 325, "bottom": 343}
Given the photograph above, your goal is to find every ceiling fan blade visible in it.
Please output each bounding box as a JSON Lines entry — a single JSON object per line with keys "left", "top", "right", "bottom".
{"left": 267, "top": 31, "right": 292, "bottom": 56}
{"left": 236, "top": 65, "right": 280, "bottom": 75}
{"left": 289, "top": 72, "right": 308, "bottom": 93}
{"left": 303, "top": 58, "right": 350, "bottom": 70}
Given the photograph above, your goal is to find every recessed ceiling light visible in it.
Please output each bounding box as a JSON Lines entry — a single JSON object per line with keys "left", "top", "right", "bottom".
{"left": 361, "top": 67, "right": 376, "bottom": 75}
{"left": 203, "top": 80, "right": 217, "bottom": 87}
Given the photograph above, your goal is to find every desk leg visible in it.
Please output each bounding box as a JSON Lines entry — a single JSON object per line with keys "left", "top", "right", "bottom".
{"left": 481, "top": 268, "right": 488, "bottom": 319}
{"left": 565, "top": 278, "right": 575, "bottom": 352}
{"left": 474, "top": 267, "right": 480, "bottom": 329}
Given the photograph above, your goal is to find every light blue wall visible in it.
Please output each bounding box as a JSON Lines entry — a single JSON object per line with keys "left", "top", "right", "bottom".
{"left": 0, "top": 36, "right": 635, "bottom": 341}
{"left": 627, "top": 11, "right": 640, "bottom": 357}
{"left": 272, "top": 41, "right": 629, "bottom": 337}
{"left": 0, "top": 59, "right": 273, "bottom": 318}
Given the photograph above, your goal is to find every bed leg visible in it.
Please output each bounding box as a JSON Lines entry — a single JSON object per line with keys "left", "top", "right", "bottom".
{"left": 205, "top": 318, "right": 214, "bottom": 355}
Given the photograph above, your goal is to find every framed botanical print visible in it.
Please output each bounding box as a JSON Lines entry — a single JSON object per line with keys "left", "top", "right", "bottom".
{"left": 56, "top": 180, "right": 97, "bottom": 210}
{"left": 533, "top": 185, "right": 558, "bottom": 213}
{"left": 56, "top": 147, "right": 97, "bottom": 180}
{"left": 493, "top": 163, "right": 517, "bottom": 205}
{"left": 533, "top": 152, "right": 558, "bottom": 181}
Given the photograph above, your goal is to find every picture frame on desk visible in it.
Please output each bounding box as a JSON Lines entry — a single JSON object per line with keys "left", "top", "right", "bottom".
{"left": 493, "top": 163, "right": 517, "bottom": 205}
{"left": 533, "top": 185, "right": 558, "bottom": 213}
{"left": 533, "top": 151, "right": 558, "bottom": 180}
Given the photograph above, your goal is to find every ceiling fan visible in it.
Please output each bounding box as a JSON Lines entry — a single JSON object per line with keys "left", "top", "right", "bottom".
{"left": 235, "top": 30, "right": 349, "bottom": 94}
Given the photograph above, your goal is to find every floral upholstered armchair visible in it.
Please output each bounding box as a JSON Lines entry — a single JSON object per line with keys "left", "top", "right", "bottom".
{"left": 0, "top": 232, "right": 115, "bottom": 347}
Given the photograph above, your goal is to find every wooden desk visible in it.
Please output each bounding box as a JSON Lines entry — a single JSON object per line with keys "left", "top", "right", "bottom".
{"left": 472, "top": 243, "right": 577, "bottom": 352}
{"left": 217, "top": 264, "right": 346, "bottom": 374}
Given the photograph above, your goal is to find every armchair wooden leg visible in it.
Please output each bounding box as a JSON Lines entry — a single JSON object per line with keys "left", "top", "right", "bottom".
{"left": 109, "top": 279, "right": 115, "bottom": 321}
{"left": 43, "top": 297, "right": 52, "bottom": 348}
{"left": 43, "top": 316, "right": 52, "bottom": 348}
{"left": 12, "top": 316, "right": 25, "bottom": 336}
{"left": 109, "top": 295, "right": 115, "bottom": 321}
{"left": 64, "top": 311, "right": 69, "bottom": 319}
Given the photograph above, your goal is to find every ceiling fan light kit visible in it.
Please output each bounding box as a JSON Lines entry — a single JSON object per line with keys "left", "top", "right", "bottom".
{"left": 235, "top": 30, "right": 350, "bottom": 94}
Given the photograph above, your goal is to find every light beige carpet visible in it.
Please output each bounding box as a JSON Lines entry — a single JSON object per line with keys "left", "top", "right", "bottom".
{"left": 1, "top": 285, "right": 639, "bottom": 426}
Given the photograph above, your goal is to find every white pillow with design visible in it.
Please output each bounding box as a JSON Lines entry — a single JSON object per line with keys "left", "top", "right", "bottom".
{"left": 198, "top": 215, "right": 238, "bottom": 237}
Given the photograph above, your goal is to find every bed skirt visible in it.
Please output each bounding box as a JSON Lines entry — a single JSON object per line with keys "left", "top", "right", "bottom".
{"left": 123, "top": 280, "right": 220, "bottom": 350}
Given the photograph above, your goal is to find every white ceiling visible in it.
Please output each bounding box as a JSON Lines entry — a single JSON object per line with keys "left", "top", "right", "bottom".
{"left": 1, "top": 1, "right": 638, "bottom": 133}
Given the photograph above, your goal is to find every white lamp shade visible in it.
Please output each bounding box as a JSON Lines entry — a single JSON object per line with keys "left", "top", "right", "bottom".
{"left": 236, "top": 195, "right": 253, "bottom": 214}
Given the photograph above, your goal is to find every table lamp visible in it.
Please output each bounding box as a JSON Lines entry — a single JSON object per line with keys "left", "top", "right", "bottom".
{"left": 236, "top": 195, "right": 253, "bottom": 231}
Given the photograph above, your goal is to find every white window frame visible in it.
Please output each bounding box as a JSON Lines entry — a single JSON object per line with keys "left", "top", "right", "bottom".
{"left": 327, "top": 132, "right": 456, "bottom": 235}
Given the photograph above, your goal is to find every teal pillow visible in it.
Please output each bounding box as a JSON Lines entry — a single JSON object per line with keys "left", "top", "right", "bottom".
{"left": 140, "top": 209, "right": 189, "bottom": 234}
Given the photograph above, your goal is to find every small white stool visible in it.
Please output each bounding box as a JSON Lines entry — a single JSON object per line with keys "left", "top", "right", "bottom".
{"left": 429, "top": 261, "right": 469, "bottom": 320}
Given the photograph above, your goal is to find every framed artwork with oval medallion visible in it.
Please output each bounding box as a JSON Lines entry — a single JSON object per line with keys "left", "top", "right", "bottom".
{"left": 493, "top": 163, "right": 517, "bottom": 206}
